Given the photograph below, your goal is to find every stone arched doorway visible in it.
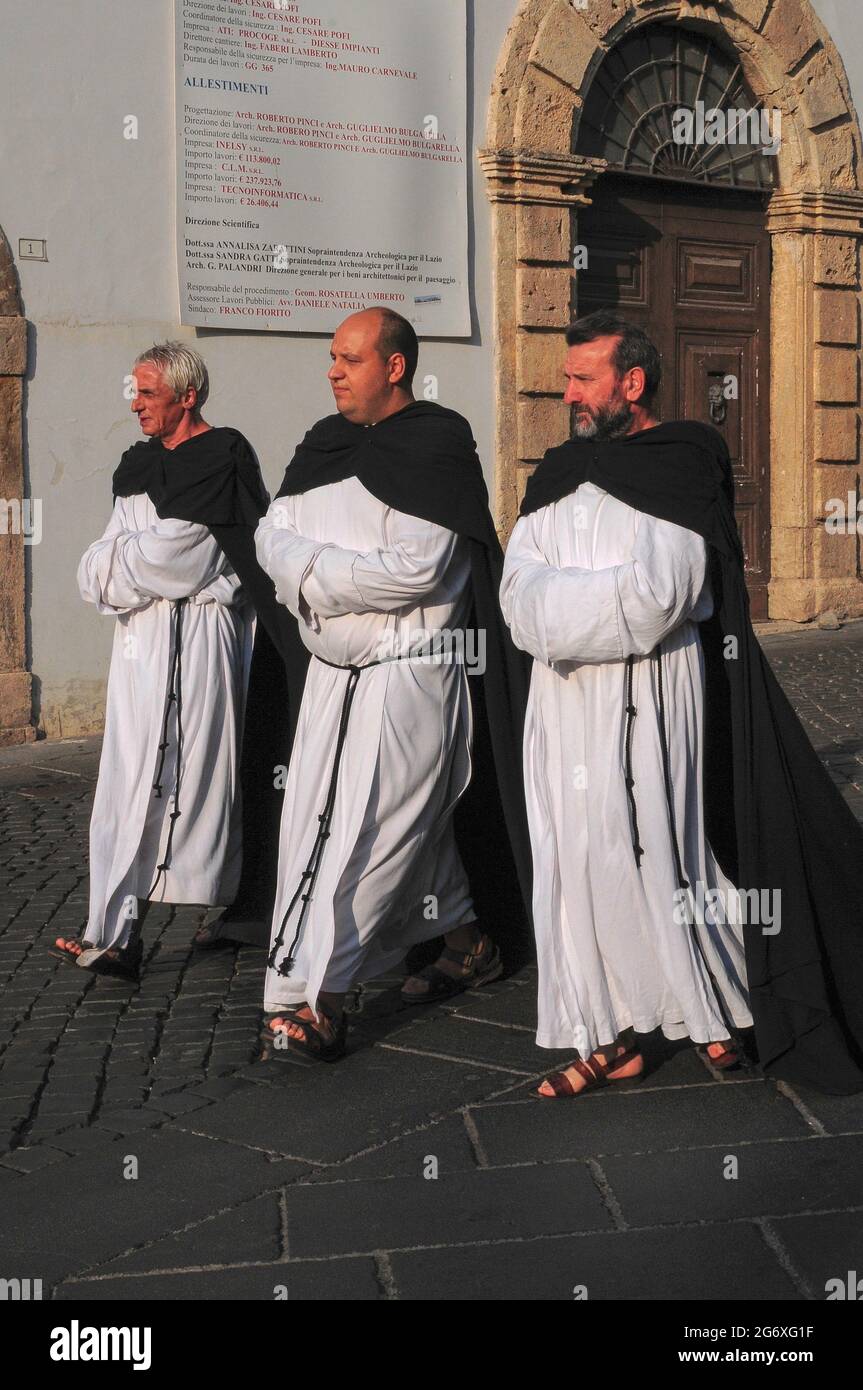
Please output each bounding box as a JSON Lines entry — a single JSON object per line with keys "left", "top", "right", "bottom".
{"left": 0, "top": 226, "right": 33, "bottom": 743}
{"left": 576, "top": 21, "right": 776, "bottom": 615}
{"left": 481, "top": 0, "right": 863, "bottom": 623}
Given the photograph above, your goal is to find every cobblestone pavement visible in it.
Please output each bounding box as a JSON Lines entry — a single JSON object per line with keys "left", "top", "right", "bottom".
{"left": 1, "top": 623, "right": 861, "bottom": 1300}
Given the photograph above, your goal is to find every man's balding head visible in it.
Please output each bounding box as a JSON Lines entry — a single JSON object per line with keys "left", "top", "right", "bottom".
{"left": 327, "top": 307, "right": 418, "bottom": 426}
{"left": 372, "top": 308, "right": 419, "bottom": 389}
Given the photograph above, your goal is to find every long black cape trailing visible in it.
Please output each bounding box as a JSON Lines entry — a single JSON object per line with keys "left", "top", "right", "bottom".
{"left": 277, "top": 399, "right": 534, "bottom": 962}
{"left": 522, "top": 420, "right": 863, "bottom": 1095}
{"left": 113, "top": 428, "right": 310, "bottom": 931}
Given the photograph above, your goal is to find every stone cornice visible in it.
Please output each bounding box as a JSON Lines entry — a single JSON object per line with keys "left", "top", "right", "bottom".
{"left": 478, "top": 148, "right": 608, "bottom": 206}
{"left": 766, "top": 189, "right": 863, "bottom": 236}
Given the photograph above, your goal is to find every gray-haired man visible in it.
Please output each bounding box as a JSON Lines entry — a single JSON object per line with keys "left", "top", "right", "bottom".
{"left": 52, "top": 342, "right": 263, "bottom": 978}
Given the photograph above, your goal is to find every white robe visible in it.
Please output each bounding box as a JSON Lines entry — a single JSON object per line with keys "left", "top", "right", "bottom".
{"left": 500, "top": 480, "right": 753, "bottom": 1054}
{"left": 255, "top": 476, "right": 477, "bottom": 1013}
{"left": 78, "top": 494, "right": 254, "bottom": 949}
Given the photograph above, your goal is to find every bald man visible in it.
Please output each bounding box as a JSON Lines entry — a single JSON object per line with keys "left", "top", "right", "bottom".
{"left": 253, "top": 308, "right": 529, "bottom": 1061}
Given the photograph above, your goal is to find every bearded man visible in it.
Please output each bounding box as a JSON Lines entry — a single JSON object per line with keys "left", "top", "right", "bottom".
{"left": 502, "top": 310, "right": 863, "bottom": 1098}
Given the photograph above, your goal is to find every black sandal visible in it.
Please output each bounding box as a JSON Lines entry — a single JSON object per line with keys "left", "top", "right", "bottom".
{"left": 48, "top": 936, "right": 86, "bottom": 966}
{"left": 262, "top": 1004, "right": 347, "bottom": 1064}
{"left": 76, "top": 939, "right": 143, "bottom": 982}
{"left": 699, "top": 1040, "right": 741, "bottom": 1071}
{"left": 400, "top": 934, "right": 503, "bottom": 1006}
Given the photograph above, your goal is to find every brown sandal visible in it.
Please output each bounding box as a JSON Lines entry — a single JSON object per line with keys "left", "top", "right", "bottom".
{"left": 700, "top": 1040, "right": 741, "bottom": 1071}
{"left": 262, "top": 1004, "right": 347, "bottom": 1064}
{"left": 400, "top": 934, "right": 503, "bottom": 1005}
{"left": 76, "top": 940, "right": 143, "bottom": 982}
{"left": 539, "top": 1046, "right": 643, "bottom": 1098}
{"left": 48, "top": 936, "right": 86, "bottom": 965}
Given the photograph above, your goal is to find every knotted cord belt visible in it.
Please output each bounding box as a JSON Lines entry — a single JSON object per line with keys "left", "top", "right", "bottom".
{"left": 623, "top": 643, "right": 687, "bottom": 881}
{"left": 653, "top": 643, "right": 688, "bottom": 893}
{"left": 625, "top": 640, "right": 741, "bottom": 1046}
{"left": 144, "top": 597, "right": 187, "bottom": 902}
{"left": 623, "top": 655, "right": 644, "bottom": 868}
{"left": 267, "top": 651, "right": 418, "bottom": 979}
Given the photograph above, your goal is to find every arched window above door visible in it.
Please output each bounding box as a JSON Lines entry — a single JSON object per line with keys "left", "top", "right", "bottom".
{"left": 577, "top": 24, "right": 778, "bottom": 191}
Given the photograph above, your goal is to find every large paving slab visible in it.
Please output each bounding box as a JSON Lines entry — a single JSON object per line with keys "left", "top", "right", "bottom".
{"left": 770, "top": 1209, "right": 863, "bottom": 1297}
{"left": 174, "top": 1048, "right": 527, "bottom": 1164}
{"left": 389, "top": 1222, "right": 803, "bottom": 1301}
{"left": 600, "top": 1134, "right": 863, "bottom": 1227}
{"left": 91, "top": 1192, "right": 283, "bottom": 1275}
{"left": 281, "top": 1163, "right": 616, "bottom": 1258}
{"left": 0, "top": 1127, "right": 304, "bottom": 1287}
{"left": 467, "top": 1078, "right": 813, "bottom": 1164}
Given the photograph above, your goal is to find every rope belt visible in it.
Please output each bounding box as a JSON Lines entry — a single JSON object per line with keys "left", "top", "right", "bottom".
{"left": 653, "top": 643, "right": 688, "bottom": 892}
{"left": 623, "top": 655, "right": 644, "bottom": 869}
{"left": 144, "top": 597, "right": 187, "bottom": 903}
{"left": 623, "top": 643, "right": 688, "bottom": 881}
{"left": 626, "top": 640, "right": 740, "bottom": 1046}
{"left": 267, "top": 651, "right": 416, "bottom": 978}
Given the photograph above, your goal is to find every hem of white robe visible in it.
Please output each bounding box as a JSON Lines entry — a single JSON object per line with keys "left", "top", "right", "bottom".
{"left": 265, "top": 908, "right": 479, "bottom": 1010}
{"left": 536, "top": 999, "right": 754, "bottom": 1053}
{"left": 83, "top": 886, "right": 232, "bottom": 949}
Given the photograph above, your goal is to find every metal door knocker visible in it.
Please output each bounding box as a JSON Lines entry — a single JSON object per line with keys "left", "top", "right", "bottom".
{"left": 708, "top": 382, "right": 728, "bottom": 425}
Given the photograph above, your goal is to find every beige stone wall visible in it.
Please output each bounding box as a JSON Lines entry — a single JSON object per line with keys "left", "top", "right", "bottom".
{"left": 483, "top": 0, "right": 863, "bottom": 622}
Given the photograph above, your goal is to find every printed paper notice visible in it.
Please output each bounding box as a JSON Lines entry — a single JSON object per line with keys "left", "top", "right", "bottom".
{"left": 176, "top": 0, "right": 469, "bottom": 336}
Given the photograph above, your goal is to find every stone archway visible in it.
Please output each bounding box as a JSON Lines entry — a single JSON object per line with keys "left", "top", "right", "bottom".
{"left": 480, "top": 0, "right": 863, "bottom": 622}
{"left": 0, "top": 226, "right": 33, "bottom": 743}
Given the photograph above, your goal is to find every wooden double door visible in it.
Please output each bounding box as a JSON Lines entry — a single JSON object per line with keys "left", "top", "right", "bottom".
{"left": 577, "top": 175, "right": 772, "bottom": 618}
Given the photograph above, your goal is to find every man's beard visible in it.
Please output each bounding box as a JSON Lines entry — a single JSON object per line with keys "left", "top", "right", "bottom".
{"left": 573, "top": 398, "right": 634, "bottom": 441}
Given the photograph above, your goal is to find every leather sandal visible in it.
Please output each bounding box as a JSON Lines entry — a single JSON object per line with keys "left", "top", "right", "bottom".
{"left": 400, "top": 933, "right": 503, "bottom": 1005}
{"left": 49, "top": 936, "right": 86, "bottom": 966}
{"left": 539, "top": 1045, "right": 643, "bottom": 1098}
{"left": 76, "top": 939, "right": 143, "bottom": 982}
{"left": 700, "top": 1040, "right": 741, "bottom": 1071}
{"left": 262, "top": 1004, "right": 347, "bottom": 1064}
